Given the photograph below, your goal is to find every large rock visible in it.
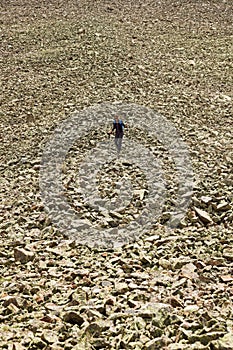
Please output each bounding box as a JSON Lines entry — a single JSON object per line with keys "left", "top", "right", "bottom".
{"left": 194, "top": 207, "right": 213, "bottom": 224}
{"left": 14, "top": 248, "right": 35, "bottom": 263}
{"left": 211, "top": 332, "right": 233, "bottom": 349}
{"left": 63, "top": 311, "right": 85, "bottom": 325}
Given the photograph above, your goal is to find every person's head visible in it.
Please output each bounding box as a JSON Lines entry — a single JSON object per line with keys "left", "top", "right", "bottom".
{"left": 115, "top": 115, "right": 119, "bottom": 123}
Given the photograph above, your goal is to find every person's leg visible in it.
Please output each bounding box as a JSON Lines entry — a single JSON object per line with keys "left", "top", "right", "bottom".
{"left": 114, "top": 137, "right": 118, "bottom": 151}
{"left": 114, "top": 136, "right": 123, "bottom": 155}
{"left": 118, "top": 137, "right": 123, "bottom": 152}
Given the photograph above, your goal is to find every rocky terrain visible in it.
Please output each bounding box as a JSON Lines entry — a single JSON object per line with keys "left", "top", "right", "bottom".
{"left": 0, "top": 0, "right": 232, "bottom": 349}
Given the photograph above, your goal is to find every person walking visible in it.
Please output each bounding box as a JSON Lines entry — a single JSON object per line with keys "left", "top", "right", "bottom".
{"left": 108, "top": 116, "right": 126, "bottom": 155}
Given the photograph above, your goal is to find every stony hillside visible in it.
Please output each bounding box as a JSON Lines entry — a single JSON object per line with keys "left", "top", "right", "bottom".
{"left": 0, "top": 1, "right": 232, "bottom": 349}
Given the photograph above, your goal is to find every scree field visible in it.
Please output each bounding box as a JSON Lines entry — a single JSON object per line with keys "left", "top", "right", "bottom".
{"left": 0, "top": 1, "right": 233, "bottom": 349}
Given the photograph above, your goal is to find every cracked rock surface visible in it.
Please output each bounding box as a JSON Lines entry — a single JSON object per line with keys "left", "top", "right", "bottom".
{"left": 0, "top": 0, "right": 232, "bottom": 349}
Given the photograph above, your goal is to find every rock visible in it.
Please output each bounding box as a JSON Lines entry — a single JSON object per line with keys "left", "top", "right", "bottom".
{"left": 128, "top": 282, "right": 139, "bottom": 289}
{"left": 130, "top": 272, "right": 150, "bottom": 279}
{"left": 189, "top": 331, "right": 226, "bottom": 345}
{"left": 171, "top": 257, "right": 191, "bottom": 270}
{"left": 145, "top": 336, "right": 171, "bottom": 349}
{"left": 172, "top": 277, "right": 187, "bottom": 289}
{"left": 145, "top": 234, "right": 160, "bottom": 242}
{"left": 184, "top": 305, "right": 199, "bottom": 314}
{"left": 133, "top": 189, "right": 146, "bottom": 200}
{"left": 168, "top": 342, "right": 208, "bottom": 349}
{"left": 159, "top": 258, "right": 172, "bottom": 269}
{"left": 85, "top": 319, "right": 112, "bottom": 335}
{"left": 84, "top": 308, "right": 103, "bottom": 319}
{"left": 41, "top": 330, "right": 58, "bottom": 344}
{"left": 114, "top": 282, "right": 129, "bottom": 294}
{"left": 219, "top": 94, "right": 231, "bottom": 101}
{"left": 14, "top": 248, "right": 35, "bottom": 263}
{"left": 5, "top": 303, "right": 19, "bottom": 314}
{"left": 8, "top": 344, "right": 26, "bottom": 350}
{"left": 200, "top": 196, "right": 213, "bottom": 204}
{"left": 222, "top": 248, "right": 233, "bottom": 261}
{"left": 63, "top": 311, "right": 85, "bottom": 325}
{"left": 181, "top": 262, "right": 199, "bottom": 280}
{"left": 50, "top": 345, "right": 63, "bottom": 350}
{"left": 137, "top": 302, "right": 172, "bottom": 323}
{"left": 167, "top": 296, "right": 183, "bottom": 308}
{"left": 220, "top": 275, "right": 233, "bottom": 282}
{"left": 211, "top": 332, "right": 233, "bottom": 349}
{"left": 101, "top": 280, "right": 112, "bottom": 287}
{"left": 206, "top": 258, "right": 225, "bottom": 266}
{"left": 29, "top": 337, "right": 47, "bottom": 349}
{"left": 109, "top": 211, "right": 123, "bottom": 219}
{"left": 90, "top": 337, "right": 110, "bottom": 348}
{"left": 2, "top": 296, "right": 21, "bottom": 308}
{"left": 216, "top": 202, "right": 231, "bottom": 211}
{"left": 194, "top": 207, "right": 213, "bottom": 224}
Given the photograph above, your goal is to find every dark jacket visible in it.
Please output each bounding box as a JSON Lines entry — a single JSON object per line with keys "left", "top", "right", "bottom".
{"left": 113, "top": 120, "right": 125, "bottom": 138}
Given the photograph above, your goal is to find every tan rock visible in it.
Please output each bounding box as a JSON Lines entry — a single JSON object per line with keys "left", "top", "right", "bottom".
{"left": 194, "top": 207, "right": 213, "bottom": 224}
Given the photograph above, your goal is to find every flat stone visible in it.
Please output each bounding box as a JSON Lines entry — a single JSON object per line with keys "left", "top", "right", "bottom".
{"left": 130, "top": 272, "right": 150, "bottom": 279}
{"left": 220, "top": 275, "right": 233, "bottom": 282}
{"left": 194, "top": 207, "right": 213, "bottom": 224}
{"left": 189, "top": 331, "right": 226, "bottom": 345}
{"left": 109, "top": 211, "right": 123, "bottom": 219}
{"left": 216, "top": 201, "right": 231, "bottom": 211}
{"left": 184, "top": 305, "right": 199, "bottom": 313}
{"left": 145, "top": 235, "right": 160, "bottom": 242}
{"left": 200, "top": 196, "right": 213, "bottom": 204}
{"left": 137, "top": 302, "right": 172, "bottom": 321}
{"left": 167, "top": 296, "right": 183, "bottom": 308}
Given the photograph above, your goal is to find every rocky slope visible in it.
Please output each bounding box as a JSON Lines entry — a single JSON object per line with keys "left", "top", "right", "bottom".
{"left": 0, "top": 0, "right": 232, "bottom": 349}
